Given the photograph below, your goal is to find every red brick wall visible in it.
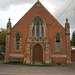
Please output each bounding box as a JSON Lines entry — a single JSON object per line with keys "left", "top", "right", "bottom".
{"left": 9, "top": 3, "right": 67, "bottom": 63}
{"left": 71, "top": 51, "right": 75, "bottom": 61}
{"left": 52, "top": 58, "right": 67, "bottom": 64}
{"left": 71, "top": 52, "right": 75, "bottom": 57}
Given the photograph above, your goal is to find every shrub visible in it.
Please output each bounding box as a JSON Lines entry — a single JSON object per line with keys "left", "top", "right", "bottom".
{"left": 4, "top": 61, "right": 10, "bottom": 64}
{"left": 0, "top": 53, "right": 2, "bottom": 55}
{"left": 42, "top": 61, "right": 54, "bottom": 66}
{"left": 49, "top": 63, "right": 54, "bottom": 66}
{"left": 51, "top": 60, "right": 54, "bottom": 64}
{"left": 42, "top": 61, "right": 47, "bottom": 64}
{"left": 24, "top": 60, "right": 26, "bottom": 64}
{"left": 4, "top": 61, "right": 22, "bottom": 65}
{"left": 56, "top": 62, "right": 62, "bottom": 65}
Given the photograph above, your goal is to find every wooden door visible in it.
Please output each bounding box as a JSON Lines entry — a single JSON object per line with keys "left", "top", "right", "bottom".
{"left": 33, "top": 44, "right": 43, "bottom": 62}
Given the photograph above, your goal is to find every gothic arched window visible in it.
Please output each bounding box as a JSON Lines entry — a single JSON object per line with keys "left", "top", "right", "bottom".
{"left": 14, "top": 32, "right": 22, "bottom": 51}
{"left": 55, "top": 33, "right": 62, "bottom": 52}
{"left": 31, "top": 17, "right": 44, "bottom": 36}
{"left": 56, "top": 34, "right": 60, "bottom": 42}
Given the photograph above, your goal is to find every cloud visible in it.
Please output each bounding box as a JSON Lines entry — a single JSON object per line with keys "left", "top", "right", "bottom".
{"left": 0, "top": 0, "right": 36, "bottom": 10}
{"left": 0, "top": 3, "right": 32, "bottom": 28}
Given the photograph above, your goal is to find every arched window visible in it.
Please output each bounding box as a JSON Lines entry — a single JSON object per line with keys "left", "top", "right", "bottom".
{"left": 31, "top": 17, "right": 44, "bottom": 36}
{"left": 56, "top": 34, "right": 60, "bottom": 42}
{"left": 14, "top": 32, "right": 22, "bottom": 51}
{"left": 55, "top": 33, "right": 61, "bottom": 52}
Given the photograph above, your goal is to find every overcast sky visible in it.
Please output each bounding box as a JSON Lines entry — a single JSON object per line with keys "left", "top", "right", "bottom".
{"left": 0, "top": 0, "right": 75, "bottom": 38}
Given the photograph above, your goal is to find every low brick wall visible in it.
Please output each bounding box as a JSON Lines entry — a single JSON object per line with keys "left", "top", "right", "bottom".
{"left": 71, "top": 51, "right": 75, "bottom": 62}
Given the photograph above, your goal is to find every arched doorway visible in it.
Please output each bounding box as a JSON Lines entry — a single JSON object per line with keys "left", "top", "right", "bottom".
{"left": 32, "top": 44, "right": 43, "bottom": 62}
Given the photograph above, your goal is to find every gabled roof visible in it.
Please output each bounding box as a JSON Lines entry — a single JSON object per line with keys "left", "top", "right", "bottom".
{"left": 12, "top": 0, "right": 65, "bottom": 29}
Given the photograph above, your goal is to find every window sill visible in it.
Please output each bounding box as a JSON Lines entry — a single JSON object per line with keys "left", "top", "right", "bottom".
{"left": 55, "top": 51, "right": 62, "bottom": 53}
{"left": 14, "top": 50, "right": 21, "bottom": 52}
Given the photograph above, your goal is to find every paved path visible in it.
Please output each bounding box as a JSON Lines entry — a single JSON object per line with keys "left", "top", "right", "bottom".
{"left": 0, "top": 62, "right": 75, "bottom": 75}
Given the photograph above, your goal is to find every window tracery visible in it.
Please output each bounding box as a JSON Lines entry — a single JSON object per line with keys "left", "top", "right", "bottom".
{"left": 15, "top": 33, "right": 20, "bottom": 50}
{"left": 55, "top": 33, "right": 62, "bottom": 52}
{"left": 14, "top": 32, "right": 22, "bottom": 51}
{"left": 31, "top": 17, "right": 44, "bottom": 36}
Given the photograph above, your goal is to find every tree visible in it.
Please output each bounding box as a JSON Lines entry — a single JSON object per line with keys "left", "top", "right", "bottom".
{"left": 70, "top": 31, "right": 75, "bottom": 46}
{"left": 0, "top": 28, "right": 6, "bottom": 52}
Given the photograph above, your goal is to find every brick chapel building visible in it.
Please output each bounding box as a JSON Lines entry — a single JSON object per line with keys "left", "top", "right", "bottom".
{"left": 5, "top": 0, "right": 71, "bottom": 64}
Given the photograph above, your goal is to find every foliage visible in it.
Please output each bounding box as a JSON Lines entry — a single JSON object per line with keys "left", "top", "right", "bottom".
{"left": 4, "top": 61, "right": 10, "bottom": 64}
{"left": 4, "top": 60, "right": 55, "bottom": 66}
{"left": 49, "top": 63, "right": 54, "bottom": 66}
{"left": 0, "top": 53, "right": 2, "bottom": 55}
{"left": 0, "top": 53, "right": 5, "bottom": 59}
{"left": 42, "top": 61, "right": 46, "bottom": 64}
{"left": 23, "top": 61, "right": 54, "bottom": 66}
{"left": 0, "top": 28, "right": 6, "bottom": 45}
{"left": 42, "top": 61, "right": 54, "bottom": 66}
{"left": 51, "top": 60, "right": 54, "bottom": 64}
{"left": 4, "top": 61, "right": 22, "bottom": 65}
{"left": 56, "top": 62, "right": 62, "bottom": 65}
{"left": 24, "top": 60, "right": 26, "bottom": 64}
{"left": 0, "top": 28, "right": 6, "bottom": 52}
{"left": 70, "top": 31, "right": 75, "bottom": 46}
{"left": 23, "top": 63, "right": 43, "bottom": 66}
{"left": 23, "top": 63, "right": 54, "bottom": 66}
